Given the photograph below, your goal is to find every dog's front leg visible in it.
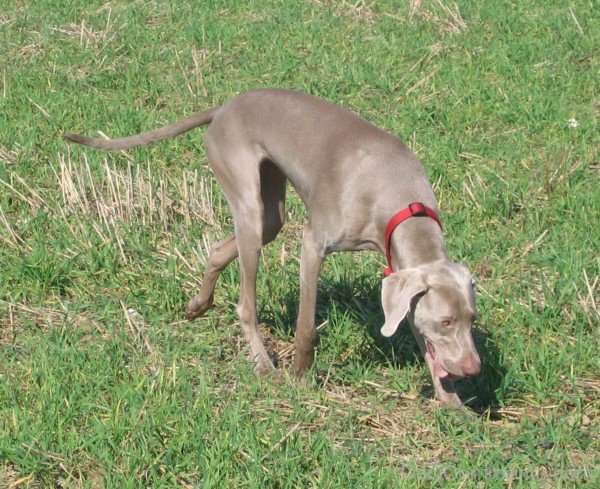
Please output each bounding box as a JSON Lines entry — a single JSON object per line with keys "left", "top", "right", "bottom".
{"left": 293, "top": 225, "right": 324, "bottom": 383}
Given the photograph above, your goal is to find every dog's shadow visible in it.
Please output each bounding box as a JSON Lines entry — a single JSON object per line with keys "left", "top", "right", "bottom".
{"left": 261, "top": 271, "right": 506, "bottom": 412}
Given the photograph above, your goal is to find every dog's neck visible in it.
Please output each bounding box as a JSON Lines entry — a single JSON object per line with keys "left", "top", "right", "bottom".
{"left": 388, "top": 218, "right": 448, "bottom": 270}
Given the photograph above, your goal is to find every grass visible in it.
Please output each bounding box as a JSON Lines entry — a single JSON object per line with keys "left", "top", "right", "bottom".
{"left": 0, "top": 0, "right": 598, "bottom": 486}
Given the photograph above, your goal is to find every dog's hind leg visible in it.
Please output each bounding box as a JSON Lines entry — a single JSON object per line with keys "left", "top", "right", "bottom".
{"left": 186, "top": 234, "right": 238, "bottom": 319}
{"left": 189, "top": 130, "right": 286, "bottom": 372}
{"left": 186, "top": 160, "right": 286, "bottom": 321}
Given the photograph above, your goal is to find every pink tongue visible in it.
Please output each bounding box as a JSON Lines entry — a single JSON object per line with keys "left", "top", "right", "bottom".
{"left": 427, "top": 341, "right": 449, "bottom": 378}
{"left": 434, "top": 359, "right": 449, "bottom": 378}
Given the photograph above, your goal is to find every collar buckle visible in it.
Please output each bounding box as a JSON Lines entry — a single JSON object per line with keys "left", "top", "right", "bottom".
{"left": 408, "top": 202, "right": 426, "bottom": 216}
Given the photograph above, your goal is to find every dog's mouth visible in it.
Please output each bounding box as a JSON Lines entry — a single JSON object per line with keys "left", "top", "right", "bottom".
{"left": 426, "top": 340, "right": 451, "bottom": 379}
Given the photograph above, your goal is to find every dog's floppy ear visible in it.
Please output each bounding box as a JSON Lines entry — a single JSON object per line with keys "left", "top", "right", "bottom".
{"left": 381, "top": 268, "right": 428, "bottom": 337}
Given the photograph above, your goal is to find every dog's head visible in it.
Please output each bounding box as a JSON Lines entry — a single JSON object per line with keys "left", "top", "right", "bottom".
{"left": 380, "top": 262, "right": 481, "bottom": 379}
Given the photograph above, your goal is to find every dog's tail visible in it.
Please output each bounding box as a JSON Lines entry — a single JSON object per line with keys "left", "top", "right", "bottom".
{"left": 64, "top": 106, "right": 220, "bottom": 151}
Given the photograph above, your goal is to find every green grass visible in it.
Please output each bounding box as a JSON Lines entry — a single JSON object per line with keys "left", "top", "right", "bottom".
{"left": 1, "top": 0, "right": 598, "bottom": 486}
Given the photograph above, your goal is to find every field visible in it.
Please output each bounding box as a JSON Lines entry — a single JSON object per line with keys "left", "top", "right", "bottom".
{"left": 0, "top": 0, "right": 598, "bottom": 487}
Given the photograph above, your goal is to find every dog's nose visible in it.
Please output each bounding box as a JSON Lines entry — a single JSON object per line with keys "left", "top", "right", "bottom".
{"left": 461, "top": 354, "right": 481, "bottom": 376}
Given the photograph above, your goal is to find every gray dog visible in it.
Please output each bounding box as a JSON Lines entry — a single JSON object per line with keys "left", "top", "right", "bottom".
{"left": 65, "top": 88, "right": 481, "bottom": 407}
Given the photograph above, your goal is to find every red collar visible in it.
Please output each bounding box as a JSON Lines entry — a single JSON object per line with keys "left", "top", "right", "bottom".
{"left": 384, "top": 202, "right": 443, "bottom": 276}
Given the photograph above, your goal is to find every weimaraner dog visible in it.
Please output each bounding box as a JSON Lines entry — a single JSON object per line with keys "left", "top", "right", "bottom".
{"left": 65, "top": 88, "right": 481, "bottom": 406}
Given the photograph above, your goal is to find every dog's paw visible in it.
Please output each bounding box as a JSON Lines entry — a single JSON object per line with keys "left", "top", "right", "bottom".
{"left": 253, "top": 355, "right": 276, "bottom": 375}
{"left": 185, "top": 294, "right": 214, "bottom": 320}
{"left": 297, "top": 372, "right": 310, "bottom": 389}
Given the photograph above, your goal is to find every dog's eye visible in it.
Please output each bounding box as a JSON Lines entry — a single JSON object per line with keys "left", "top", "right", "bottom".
{"left": 441, "top": 319, "right": 452, "bottom": 327}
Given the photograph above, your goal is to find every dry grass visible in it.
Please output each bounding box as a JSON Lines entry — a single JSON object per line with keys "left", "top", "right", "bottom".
{"left": 0, "top": 145, "right": 22, "bottom": 165}
{"left": 53, "top": 151, "right": 218, "bottom": 263}
{"left": 577, "top": 269, "right": 599, "bottom": 325}
{"left": 51, "top": 8, "right": 126, "bottom": 51}
{"left": 412, "top": 0, "right": 468, "bottom": 34}
{"left": 311, "top": 0, "right": 376, "bottom": 23}
{"left": 0, "top": 464, "right": 37, "bottom": 489}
